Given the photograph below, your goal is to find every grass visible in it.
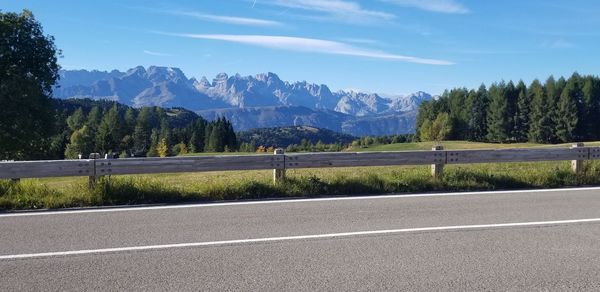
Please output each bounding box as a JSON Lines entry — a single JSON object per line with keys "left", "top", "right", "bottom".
{"left": 352, "top": 140, "right": 600, "bottom": 152}
{"left": 2, "top": 141, "right": 600, "bottom": 210}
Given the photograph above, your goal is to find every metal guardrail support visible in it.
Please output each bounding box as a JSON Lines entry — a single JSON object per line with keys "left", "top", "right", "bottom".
{"left": 570, "top": 143, "right": 586, "bottom": 174}
{"left": 88, "top": 153, "right": 100, "bottom": 189}
{"left": 273, "top": 148, "right": 286, "bottom": 184}
{"left": 431, "top": 145, "right": 444, "bottom": 179}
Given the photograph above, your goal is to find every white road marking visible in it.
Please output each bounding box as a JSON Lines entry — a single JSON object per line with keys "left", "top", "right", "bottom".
{"left": 1, "top": 217, "right": 600, "bottom": 260}
{"left": 1, "top": 186, "right": 600, "bottom": 218}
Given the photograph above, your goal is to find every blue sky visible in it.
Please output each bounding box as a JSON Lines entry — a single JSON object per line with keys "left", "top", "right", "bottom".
{"left": 2, "top": 0, "right": 600, "bottom": 95}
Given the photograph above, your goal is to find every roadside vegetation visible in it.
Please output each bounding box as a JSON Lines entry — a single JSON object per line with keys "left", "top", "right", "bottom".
{"left": 3, "top": 141, "right": 600, "bottom": 210}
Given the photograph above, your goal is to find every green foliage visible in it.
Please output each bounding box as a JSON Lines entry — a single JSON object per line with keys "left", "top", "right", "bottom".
{"left": 0, "top": 10, "right": 60, "bottom": 159}
{"left": 237, "top": 126, "right": 355, "bottom": 149}
{"left": 528, "top": 80, "right": 554, "bottom": 143}
{"left": 486, "top": 82, "right": 510, "bottom": 142}
{"left": 431, "top": 112, "right": 451, "bottom": 142}
{"left": 66, "top": 108, "right": 85, "bottom": 131}
{"left": 157, "top": 138, "right": 169, "bottom": 158}
{"left": 514, "top": 80, "right": 530, "bottom": 142}
{"left": 53, "top": 99, "right": 236, "bottom": 158}
{"left": 467, "top": 85, "right": 488, "bottom": 141}
{"left": 417, "top": 72, "right": 600, "bottom": 144}
{"left": 203, "top": 117, "right": 236, "bottom": 153}
{"left": 95, "top": 104, "right": 121, "bottom": 153}
{"left": 419, "top": 113, "right": 451, "bottom": 142}
{"left": 64, "top": 125, "right": 94, "bottom": 158}
{"left": 556, "top": 76, "right": 581, "bottom": 142}
{"left": 582, "top": 77, "right": 600, "bottom": 140}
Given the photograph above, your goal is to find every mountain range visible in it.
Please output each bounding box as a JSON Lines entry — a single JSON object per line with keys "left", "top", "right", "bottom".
{"left": 54, "top": 66, "right": 433, "bottom": 136}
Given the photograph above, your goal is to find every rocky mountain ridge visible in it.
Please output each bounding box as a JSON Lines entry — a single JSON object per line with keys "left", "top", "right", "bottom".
{"left": 53, "top": 66, "right": 432, "bottom": 136}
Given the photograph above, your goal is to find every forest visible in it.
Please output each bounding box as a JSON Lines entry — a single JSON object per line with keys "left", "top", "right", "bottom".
{"left": 46, "top": 99, "right": 237, "bottom": 159}
{"left": 416, "top": 73, "right": 600, "bottom": 144}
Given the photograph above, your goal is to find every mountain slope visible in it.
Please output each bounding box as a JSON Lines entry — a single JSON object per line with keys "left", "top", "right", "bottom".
{"left": 54, "top": 66, "right": 433, "bottom": 135}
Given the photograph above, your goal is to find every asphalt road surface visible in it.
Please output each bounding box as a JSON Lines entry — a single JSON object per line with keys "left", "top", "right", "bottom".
{"left": 2, "top": 187, "right": 600, "bottom": 291}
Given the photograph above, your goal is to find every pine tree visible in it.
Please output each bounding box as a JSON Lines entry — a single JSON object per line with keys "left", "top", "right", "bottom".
{"left": 157, "top": 138, "right": 169, "bottom": 158}
{"left": 188, "top": 132, "right": 199, "bottom": 153}
{"left": 556, "top": 79, "right": 580, "bottom": 142}
{"left": 505, "top": 81, "right": 520, "bottom": 140}
{"left": 96, "top": 104, "right": 121, "bottom": 153}
{"left": 514, "top": 80, "right": 530, "bottom": 142}
{"left": 86, "top": 106, "right": 101, "bottom": 131}
{"left": 419, "top": 119, "right": 433, "bottom": 141}
{"left": 528, "top": 80, "right": 553, "bottom": 143}
{"left": 582, "top": 76, "right": 600, "bottom": 140}
{"left": 224, "top": 119, "right": 237, "bottom": 151}
{"left": 486, "top": 82, "right": 510, "bottom": 142}
{"left": 133, "top": 107, "right": 152, "bottom": 154}
{"left": 467, "top": 85, "right": 488, "bottom": 141}
{"left": 66, "top": 108, "right": 85, "bottom": 131}
{"left": 123, "top": 108, "right": 136, "bottom": 134}
{"left": 543, "top": 77, "right": 560, "bottom": 143}
{"left": 64, "top": 125, "right": 94, "bottom": 159}
{"left": 431, "top": 113, "right": 451, "bottom": 142}
{"left": 447, "top": 88, "right": 469, "bottom": 139}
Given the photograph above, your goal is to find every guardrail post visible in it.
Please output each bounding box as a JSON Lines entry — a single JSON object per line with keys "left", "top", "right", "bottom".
{"left": 571, "top": 143, "right": 585, "bottom": 174}
{"left": 88, "top": 153, "right": 100, "bottom": 188}
{"left": 431, "top": 145, "right": 444, "bottom": 179}
{"left": 273, "top": 148, "right": 286, "bottom": 184}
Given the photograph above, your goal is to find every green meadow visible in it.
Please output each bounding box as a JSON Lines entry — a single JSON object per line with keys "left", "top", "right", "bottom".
{"left": 2, "top": 141, "right": 600, "bottom": 210}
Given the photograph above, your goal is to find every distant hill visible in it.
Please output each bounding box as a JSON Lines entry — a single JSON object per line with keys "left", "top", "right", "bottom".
{"left": 198, "top": 106, "right": 418, "bottom": 136}
{"left": 238, "top": 126, "right": 356, "bottom": 147}
{"left": 52, "top": 98, "right": 200, "bottom": 128}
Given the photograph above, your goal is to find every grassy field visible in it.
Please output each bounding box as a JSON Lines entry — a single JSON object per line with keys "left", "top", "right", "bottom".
{"left": 352, "top": 140, "right": 600, "bottom": 151}
{"left": 2, "top": 141, "right": 600, "bottom": 210}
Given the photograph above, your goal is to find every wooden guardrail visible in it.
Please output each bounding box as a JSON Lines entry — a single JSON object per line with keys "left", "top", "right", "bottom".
{"left": 1, "top": 143, "right": 599, "bottom": 186}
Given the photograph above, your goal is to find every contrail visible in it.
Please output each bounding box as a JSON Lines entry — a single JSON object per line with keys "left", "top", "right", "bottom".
{"left": 252, "top": 0, "right": 257, "bottom": 8}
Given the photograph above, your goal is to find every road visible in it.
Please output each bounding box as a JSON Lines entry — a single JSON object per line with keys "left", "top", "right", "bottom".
{"left": 1, "top": 187, "right": 600, "bottom": 291}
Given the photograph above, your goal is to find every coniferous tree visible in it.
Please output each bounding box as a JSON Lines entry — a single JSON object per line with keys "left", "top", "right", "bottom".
{"left": 504, "top": 81, "right": 519, "bottom": 141}
{"left": 86, "top": 106, "right": 101, "bottom": 131}
{"left": 64, "top": 125, "right": 94, "bottom": 158}
{"left": 96, "top": 104, "right": 121, "bottom": 153}
{"left": 486, "top": 82, "right": 510, "bottom": 142}
{"left": 543, "top": 77, "right": 560, "bottom": 143}
{"left": 467, "top": 85, "right": 488, "bottom": 141}
{"left": 157, "top": 138, "right": 169, "bottom": 158}
{"left": 556, "top": 79, "right": 580, "bottom": 142}
{"left": 528, "top": 80, "right": 553, "bottom": 143}
{"left": 447, "top": 88, "right": 469, "bottom": 139}
{"left": 430, "top": 113, "right": 451, "bottom": 141}
{"left": 188, "top": 132, "right": 199, "bottom": 153}
{"left": 146, "top": 128, "right": 160, "bottom": 157}
{"left": 582, "top": 76, "right": 600, "bottom": 140}
{"left": 514, "top": 80, "right": 530, "bottom": 142}
{"left": 123, "top": 108, "right": 136, "bottom": 135}
{"left": 66, "top": 108, "right": 85, "bottom": 131}
{"left": 133, "top": 107, "right": 152, "bottom": 154}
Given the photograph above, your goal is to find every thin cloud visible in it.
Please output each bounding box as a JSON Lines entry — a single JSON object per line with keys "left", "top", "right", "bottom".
{"left": 169, "top": 10, "right": 282, "bottom": 27}
{"left": 164, "top": 33, "right": 453, "bottom": 65}
{"left": 383, "top": 0, "right": 468, "bottom": 14}
{"left": 262, "top": 0, "right": 395, "bottom": 23}
{"left": 143, "top": 50, "right": 173, "bottom": 57}
{"left": 340, "top": 38, "right": 381, "bottom": 45}
{"left": 542, "top": 39, "right": 575, "bottom": 49}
